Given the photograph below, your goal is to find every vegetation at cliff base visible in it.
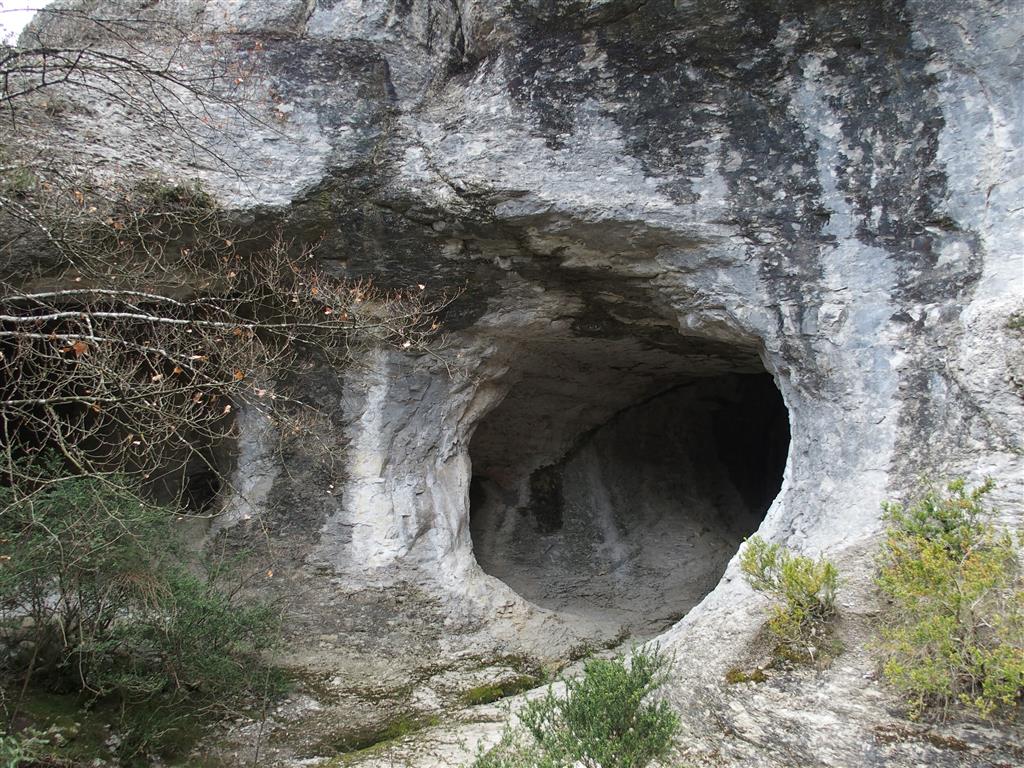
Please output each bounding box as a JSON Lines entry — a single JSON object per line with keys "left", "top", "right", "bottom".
{"left": 472, "top": 646, "right": 679, "bottom": 768}
{"left": 876, "top": 478, "right": 1023, "bottom": 720}
{"left": 740, "top": 535, "right": 839, "bottom": 664}
{"left": 0, "top": 463, "right": 283, "bottom": 762}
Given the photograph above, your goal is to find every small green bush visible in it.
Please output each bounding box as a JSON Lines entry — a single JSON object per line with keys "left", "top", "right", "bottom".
{"left": 472, "top": 646, "right": 679, "bottom": 768}
{"left": 0, "top": 730, "right": 45, "bottom": 768}
{"left": 877, "top": 478, "right": 1023, "bottom": 720}
{"left": 0, "top": 462, "right": 282, "bottom": 759}
{"left": 740, "top": 535, "right": 839, "bottom": 663}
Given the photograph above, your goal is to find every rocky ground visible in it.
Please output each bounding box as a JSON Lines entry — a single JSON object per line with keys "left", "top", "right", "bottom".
{"left": 205, "top": 542, "right": 1023, "bottom": 768}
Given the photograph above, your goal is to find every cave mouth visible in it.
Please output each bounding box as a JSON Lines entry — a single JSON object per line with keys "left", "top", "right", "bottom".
{"left": 468, "top": 336, "right": 789, "bottom": 639}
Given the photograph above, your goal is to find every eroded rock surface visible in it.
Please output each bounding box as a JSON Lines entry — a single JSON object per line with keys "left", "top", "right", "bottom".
{"left": 11, "top": 0, "right": 1023, "bottom": 765}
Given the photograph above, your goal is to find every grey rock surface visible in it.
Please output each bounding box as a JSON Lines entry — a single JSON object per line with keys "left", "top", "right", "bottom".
{"left": 8, "top": 0, "right": 1023, "bottom": 765}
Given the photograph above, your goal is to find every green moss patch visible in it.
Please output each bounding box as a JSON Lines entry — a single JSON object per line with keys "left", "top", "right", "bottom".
{"left": 4, "top": 687, "right": 232, "bottom": 767}
{"left": 318, "top": 713, "right": 441, "bottom": 756}
{"left": 724, "top": 667, "right": 767, "bottom": 685}
{"left": 463, "top": 675, "right": 540, "bottom": 706}
{"left": 4, "top": 688, "right": 112, "bottom": 764}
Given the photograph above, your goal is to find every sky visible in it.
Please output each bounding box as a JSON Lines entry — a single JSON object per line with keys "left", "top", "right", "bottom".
{"left": 0, "top": 0, "right": 53, "bottom": 44}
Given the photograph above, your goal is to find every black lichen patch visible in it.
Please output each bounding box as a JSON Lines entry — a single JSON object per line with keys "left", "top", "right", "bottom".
{"left": 507, "top": 36, "right": 594, "bottom": 149}
{"left": 259, "top": 38, "right": 397, "bottom": 128}
{"left": 392, "top": 0, "right": 416, "bottom": 19}
{"left": 501, "top": 0, "right": 983, "bottom": 350}
{"left": 502, "top": 0, "right": 830, "bottom": 376}
{"left": 596, "top": 0, "right": 786, "bottom": 205}
{"left": 811, "top": 2, "right": 983, "bottom": 302}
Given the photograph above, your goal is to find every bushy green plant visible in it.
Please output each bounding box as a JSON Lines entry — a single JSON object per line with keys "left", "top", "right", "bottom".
{"left": 0, "top": 463, "right": 176, "bottom": 692}
{"left": 0, "top": 461, "right": 281, "bottom": 759}
{"left": 740, "top": 535, "right": 839, "bottom": 663}
{"left": 877, "top": 478, "right": 1023, "bottom": 720}
{"left": 473, "top": 646, "right": 679, "bottom": 768}
{"left": 0, "top": 729, "right": 45, "bottom": 768}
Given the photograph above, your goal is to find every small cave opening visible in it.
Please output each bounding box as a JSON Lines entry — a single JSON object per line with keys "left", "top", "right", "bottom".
{"left": 468, "top": 334, "right": 789, "bottom": 638}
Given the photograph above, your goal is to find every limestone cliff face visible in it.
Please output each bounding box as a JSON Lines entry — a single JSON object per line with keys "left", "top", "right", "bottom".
{"left": 15, "top": 1, "right": 1024, "bottom": 765}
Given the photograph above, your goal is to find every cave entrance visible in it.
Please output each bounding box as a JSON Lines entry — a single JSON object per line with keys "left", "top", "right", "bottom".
{"left": 468, "top": 334, "right": 789, "bottom": 638}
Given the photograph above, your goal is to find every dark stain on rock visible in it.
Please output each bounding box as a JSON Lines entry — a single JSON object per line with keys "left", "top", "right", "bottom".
{"left": 813, "top": 1, "right": 983, "bottom": 302}
{"left": 393, "top": 0, "right": 416, "bottom": 19}
{"left": 259, "top": 38, "right": 397, "bottom": 132}
{"left": 507, "top": 37, "right": 593, "bottom": 148}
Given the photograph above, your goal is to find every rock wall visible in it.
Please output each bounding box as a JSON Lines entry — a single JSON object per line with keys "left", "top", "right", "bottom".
{"left": 14, "top": 0, "right": 1024, "bottom": 765}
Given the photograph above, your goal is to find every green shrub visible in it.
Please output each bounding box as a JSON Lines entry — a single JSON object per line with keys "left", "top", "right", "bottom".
{"left": 473, "top": 646, "right": 679, "bottom": 768}
{"left": 471, "top": 728, "right": 547, "bottom": 768}
{"left": 0, "top": 729, "right": 45, "bottom": 768}
{"left": 740, "top": 535, "right": 839, "bottom": 663}
{"left": 0, "top": 462, "right": 282, "bottom": 759}
{"left": 876, "top": 478, "right": 1023, "bottom": 720}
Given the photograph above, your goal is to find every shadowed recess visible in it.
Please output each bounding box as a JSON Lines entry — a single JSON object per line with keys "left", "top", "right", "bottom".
{"left": 469, "top": 335, "right": 789, "bottom": 638}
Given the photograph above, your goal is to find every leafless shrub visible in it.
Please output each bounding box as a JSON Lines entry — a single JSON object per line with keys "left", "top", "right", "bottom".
{"left": 2, "top": 2, "right": 270, "bottom": 173}
{"left": 0, "top": 214, "right": 456, "bottom": 505}
{"left": 0, "top": 5, "right": 459, "bottom": 511}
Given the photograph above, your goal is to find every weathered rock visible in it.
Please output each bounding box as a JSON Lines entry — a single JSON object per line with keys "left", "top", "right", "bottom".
{"left": 9, "top": 0, "right": 1023, "bottom": 765}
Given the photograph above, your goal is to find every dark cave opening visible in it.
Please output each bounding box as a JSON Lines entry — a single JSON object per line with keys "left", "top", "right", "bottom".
{"left": 468, "top": 337, "right": 790, "bottom": 638}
